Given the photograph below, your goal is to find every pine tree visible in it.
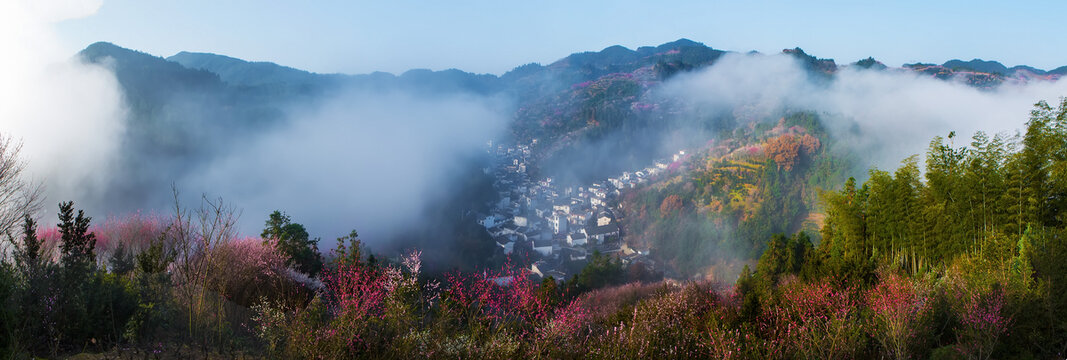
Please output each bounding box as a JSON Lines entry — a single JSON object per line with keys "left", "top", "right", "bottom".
{"left": 13, "top": 214, "right": 40, "bottom": 270}
{"left": 58, "top": 201, "right": 96, "bottom": 272}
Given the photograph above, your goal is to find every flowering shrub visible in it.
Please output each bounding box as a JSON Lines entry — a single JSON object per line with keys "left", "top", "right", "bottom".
{"left": 440, "top": 261, "right": 580, "bottom": 347}
{"left": 954, "top": 286, "right": 1010, "bottom": 360}
{"left": 579, "top": 281, "right": 669, "bottom": 321}
{"left": 253, "top": 250, "right": 430, "bottom": 358}
{"left": 208, "top": 237, "right": 310, "bottom": 308}
{"left": 92, "top": 212, "right": 169, "bottom": 259}
{"left": 771, "top": 278, "right": 867, "bottom": 359}
{"left": 588, "top": 283, "right": 713, "bottom": 359}
{"left": 866, "top": 272, "right": 931, "bottom": 360}
{"left": 249, "top": 252, "right": 596, "bottom": 359}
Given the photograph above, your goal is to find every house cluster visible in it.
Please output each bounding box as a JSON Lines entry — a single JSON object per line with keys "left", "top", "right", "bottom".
{"left": 478, "top": 141, "right": 683, "bottom": 281}
{"left": 606, "top": 153, "right": 676, "bottom": 190}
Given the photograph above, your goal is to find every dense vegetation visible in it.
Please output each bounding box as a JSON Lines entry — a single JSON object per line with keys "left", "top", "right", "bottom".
{"left": 621, "top": 112, "right": 854, "bottom": 278}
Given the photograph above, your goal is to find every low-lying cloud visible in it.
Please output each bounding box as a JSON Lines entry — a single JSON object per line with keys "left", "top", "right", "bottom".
{"left": 661, "top": 52, "right": 1067, "bottom": 170}
{"left": 183, "top": 90, "right": 508, "bottom": 243}
{"left": 0, "top": 0, "right": 127, "bottom": 218}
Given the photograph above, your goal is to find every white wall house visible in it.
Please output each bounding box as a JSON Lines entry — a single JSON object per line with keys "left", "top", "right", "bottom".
{"left": 567, "top": 232, "right": 588, "bottom": 246}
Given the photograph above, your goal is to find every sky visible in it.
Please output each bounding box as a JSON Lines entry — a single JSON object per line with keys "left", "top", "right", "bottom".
{"left": 53, "top": 0, "right": 1067, "bottom": 76}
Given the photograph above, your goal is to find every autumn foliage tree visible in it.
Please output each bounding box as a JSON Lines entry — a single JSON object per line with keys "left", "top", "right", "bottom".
{"left": 659, "top": 194, "right": 685, "bottom": 216}
{"left": 764, "top": 134, "right": 820, "bottom": 171}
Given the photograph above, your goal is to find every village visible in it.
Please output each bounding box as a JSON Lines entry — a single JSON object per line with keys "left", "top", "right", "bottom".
{"left": 477, "top": 139, "right": 685, "bottom": 282}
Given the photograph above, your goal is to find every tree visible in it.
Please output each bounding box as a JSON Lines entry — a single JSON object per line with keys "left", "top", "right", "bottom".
{"left": 0, "top": 136, "right": 43, "bottom": 238}
{"left": 331, "top": 229, "right": 363, "bottom": 268}
{"left": 566, "top": 251, "right": 625, "bottom": 295}
{"left": 12, "top": 215, "right": 40, "bottom": 270}
{"left": 1018, "top": 99, "right": 1067, "bottom": 229}
{"left": 1010, "top": 225, "right": 1035, "bottom": 291}
{"left": 755, "top": 232, "right": 813, "bottom": 285}
{"left": 659, "top": 194, "right": 684, "bottom": 216}
{"left": 262, "top": 210, "right": 323, "bottom": 276}
{"left": 58, "top": 201, "right": 97, "bottom": 272}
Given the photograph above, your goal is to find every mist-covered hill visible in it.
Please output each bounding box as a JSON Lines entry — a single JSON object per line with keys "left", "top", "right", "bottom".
{"left": 68, "top": 39, "right": 1067, "bottom": 266}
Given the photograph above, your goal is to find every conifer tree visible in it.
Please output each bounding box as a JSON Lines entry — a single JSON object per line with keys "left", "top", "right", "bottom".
{"left": 58, "top": 201, "right": 96, "bottom": 272}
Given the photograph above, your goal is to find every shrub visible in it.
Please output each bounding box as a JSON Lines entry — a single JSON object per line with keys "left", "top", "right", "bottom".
{"left": 771, "top": 277, "right": 868, "bottom": 359}
{"left": 254, "top": 250, "right": 421, "bottom": 358}
{"left": 953, "top": 285, "right": 1010, "bottom": 360}
{"left": 92, "top": 212, "right": 169, "bottom": 263}
{"left": 588, "top": 283, "right": 713, "bottom": 359}
{"left": 208, "top": 237, "right": 311, "bottom": 309}
{"left": 866, "top": 272, "right": 932, "bottom": 360}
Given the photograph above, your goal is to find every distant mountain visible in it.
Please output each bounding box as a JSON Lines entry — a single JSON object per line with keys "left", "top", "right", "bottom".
{"left": 519, "top": 38, "right": 726, "bottom": 86}
{"left": 1009, "top": 65, "right": 1048, "bottom": 75}
{"left": 851, "top": 57, "right": 887, "bottom": 70}
{"left": 80, "top": 42, "right": 224, "bottom": 105}
{"left": 783, "top": 47, "right": 837, "bottom": 75}
{"left": 942, "top": 59, "right": 1010, "bottom": 75}
{"left": 938, "top": 58, "right": 1062, "bottom": 80}
{"left": 77, "top": 42, "right": 294, "bottom": 211}
{"left": 167, "top": 51, "right": 346, "bottom": 91}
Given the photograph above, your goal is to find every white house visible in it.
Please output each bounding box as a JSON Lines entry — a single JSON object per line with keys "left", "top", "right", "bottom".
{"left": 533, "top": 238, "right": 554, "bottom": 257}
{"left": 567, "top": 232, "right": 588, "bottom": 246}
{"left": 550, "top": 211, "right": 568, "bottom": 234}
{"left": 586, "top": 223, "right": 620, "bottom": 244}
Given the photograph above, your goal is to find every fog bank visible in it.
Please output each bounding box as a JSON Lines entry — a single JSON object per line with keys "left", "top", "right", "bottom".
{"left": 662, "top": 53, "right": 1067, "bottom": 170}
{"left": 0, "top": 0, "right": 127, "bottom": 218}
{"left": 183, "top": 90, "right": 508, "bottom": 243}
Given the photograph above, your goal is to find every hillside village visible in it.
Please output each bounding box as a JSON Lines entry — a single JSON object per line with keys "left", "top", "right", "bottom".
{"left": 478, "top": 140, "right": 685, "bottom": 281}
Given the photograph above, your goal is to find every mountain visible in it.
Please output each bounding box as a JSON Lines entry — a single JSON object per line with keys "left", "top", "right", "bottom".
{"left": 1009, "top": 65, "right": 1048, "bottom": 75}
{"left": 932, "top": 58, "right": 1063, "bottom": 83}
{"left": 80, "top": 42, "right": 224, "bottom": 106}
{"left": 851, "top": 57, "right": 888, "bottom": 70}
{"left": 942, "top": 58, "right": 1010, "bottom": 74}
{"left": 77, "top": 42, "right": 292, "bottom": 211}
{"left": 167, "top": 51, "right": 348, "bottom": 97}
{"left": 783, "top": 47, "right": 837, "bottom": 75}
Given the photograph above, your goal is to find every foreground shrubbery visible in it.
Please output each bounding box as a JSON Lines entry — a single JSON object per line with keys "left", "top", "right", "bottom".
{"left": 0, "top": 203, "right": 1062, "bottom": 359}
{"left": 0, "top": 198, "right": 315, "bottom": 358}
{"left": 241, "top": 247, "right": 1052, "bottom": 359}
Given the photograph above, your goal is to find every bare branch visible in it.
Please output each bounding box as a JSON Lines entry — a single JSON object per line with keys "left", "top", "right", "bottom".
{"left": 0, "top": 135, "right": 44, "bottom": 238}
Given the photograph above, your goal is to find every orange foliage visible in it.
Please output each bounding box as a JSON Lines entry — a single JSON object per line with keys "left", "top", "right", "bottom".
{"left": 659, "top": 194, "right": 684, "bottom": 216}
{"left": 764, "top": 134, "right": 820, "bottom": 171}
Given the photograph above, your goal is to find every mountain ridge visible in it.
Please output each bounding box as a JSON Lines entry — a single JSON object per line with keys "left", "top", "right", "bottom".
{"left": 80, "top": 40, "right": 1065, "bottom": 95}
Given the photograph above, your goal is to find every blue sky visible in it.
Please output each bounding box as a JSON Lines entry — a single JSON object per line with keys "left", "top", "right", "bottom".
{"left": 55, "top": 0, "right": 1067, "bottom": 75}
